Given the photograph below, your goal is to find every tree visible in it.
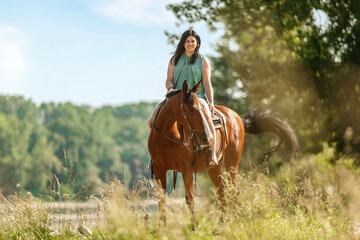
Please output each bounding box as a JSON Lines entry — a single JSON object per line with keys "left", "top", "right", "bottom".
{"left": 167, "top": 0, "right": 360, "bottom": 159}
{"left": 0, "top": 113, "right": 29, "bottom": 194}
{"left": 0, "top": 97, "right": 155, "bottom": 195}
{"left": 25, "top": 127, "right": 61, "bottom": 195}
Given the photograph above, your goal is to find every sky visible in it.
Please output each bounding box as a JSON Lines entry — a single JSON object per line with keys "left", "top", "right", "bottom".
{"left": 0, "top": 0, "right": 221, "bottom": 107}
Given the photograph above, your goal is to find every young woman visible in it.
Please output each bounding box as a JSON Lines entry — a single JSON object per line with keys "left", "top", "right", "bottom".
{"left": 149, "top": 29, "right": 218, "bottom": 167}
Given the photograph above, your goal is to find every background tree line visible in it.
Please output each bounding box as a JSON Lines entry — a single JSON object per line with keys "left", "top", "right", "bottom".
{"left": 0, "top": 95, "right": 157, "bottom": 197}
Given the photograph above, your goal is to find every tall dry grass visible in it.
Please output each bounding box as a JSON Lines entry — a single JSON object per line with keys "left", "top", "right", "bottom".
{"left": 1, "top": 145, "right": 360, "bottom": 239}
{"left": 93, "top": 145, "right": 360, "bottom": 239}
{"left": 0, "top": 193, "right": 54, "bottom": 239}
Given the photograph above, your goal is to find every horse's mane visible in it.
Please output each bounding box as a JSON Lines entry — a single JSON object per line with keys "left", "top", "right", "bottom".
{"left": 166, "top": 89, "right": 181, "bottom": 98}
{"left": 166, "top": 89, "right": 196, "bottom": 104}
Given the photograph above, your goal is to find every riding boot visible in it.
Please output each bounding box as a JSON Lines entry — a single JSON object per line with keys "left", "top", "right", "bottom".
{"left": 208, "top": 152, "right": 218, "bottom": 168}
{"left": 206, "top": 149, "right": 218, "bottom": 168}
{"left": 209, "top": 119, "right": 218, "bottom": 167}
{"left": 148, "top": 158, "right": 153, "bottom": 170}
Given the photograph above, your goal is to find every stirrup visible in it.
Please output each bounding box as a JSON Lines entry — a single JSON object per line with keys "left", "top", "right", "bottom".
{"left": 207, "top": 152, "right": 218, "bottom": 168}
{"left": 148, "top": 158, "right": 153, "bottom": 170}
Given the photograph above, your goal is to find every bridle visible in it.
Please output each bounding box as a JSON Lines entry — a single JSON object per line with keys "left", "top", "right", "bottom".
{"left": 153, "top": 91, "right": 219, "bottom": 185}
{"left": 153, "top": 92, "right": 211, "bottom": 153}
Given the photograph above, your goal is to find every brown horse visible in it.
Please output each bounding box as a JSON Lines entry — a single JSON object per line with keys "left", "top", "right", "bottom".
{"left": 148, "top": 80, "right": 299, "bottom": 225}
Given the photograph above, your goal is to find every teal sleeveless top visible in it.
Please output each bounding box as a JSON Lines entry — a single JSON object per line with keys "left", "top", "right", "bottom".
{"left": 173, "top": 53, "right": 207, "bottom": 101}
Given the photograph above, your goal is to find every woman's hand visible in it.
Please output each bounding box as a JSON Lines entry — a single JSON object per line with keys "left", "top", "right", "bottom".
{"left": 209, "top": 103, "right": 215, "bottom": 116}
{"left": 167, "top": 86, "right": 175, "bottom": 94}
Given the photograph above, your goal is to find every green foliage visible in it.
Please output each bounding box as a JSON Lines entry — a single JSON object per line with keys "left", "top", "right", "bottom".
{"left": 167, "top": 0, "right": 360, "bottom": 161}
{"left": 0, "top": 113, "right": 30, "bottom": 194}
{"left": 0, "top": 95, "right": 39, "bottom": 125}
{"left": 26, "top": 127, "right": 61, "bottom": 194}
{"left": 0, "top": 96, "right": 157, "bottom": 196}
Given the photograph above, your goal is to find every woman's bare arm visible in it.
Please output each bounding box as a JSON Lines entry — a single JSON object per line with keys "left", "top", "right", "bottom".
{"left": 165, "top": 59, "right": 175, "bottom": 93}
{"left": 202, "top": 57, "right": 214, "bottom": 115}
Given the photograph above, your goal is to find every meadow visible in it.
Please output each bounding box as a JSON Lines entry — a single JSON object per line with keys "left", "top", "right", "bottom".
{"left": 1, "top": 145, "right": 360, "bottom": 240}
{"left": 1, "top": 1, "right": 359, "bottom": 239}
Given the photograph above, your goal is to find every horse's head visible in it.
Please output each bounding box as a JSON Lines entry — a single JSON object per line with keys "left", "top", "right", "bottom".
{"left": 180, "top": 81, "right": 214, "bottom": 149}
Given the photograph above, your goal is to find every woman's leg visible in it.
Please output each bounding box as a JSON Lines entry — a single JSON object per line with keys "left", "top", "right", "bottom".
{"left": 198, "top": 98, "right": 218, "bottom": 167}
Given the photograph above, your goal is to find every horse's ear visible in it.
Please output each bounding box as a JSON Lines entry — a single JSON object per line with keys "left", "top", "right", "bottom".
{"left": 182, "top": 81, "right": 189, "bottom": 94}
{"left": 192, "top": 81, "right": 201, "bottom": 93}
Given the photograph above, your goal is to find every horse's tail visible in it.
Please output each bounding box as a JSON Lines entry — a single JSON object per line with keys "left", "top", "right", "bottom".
{"left": 242, "top": 107, "right": 300, "bottom": 160}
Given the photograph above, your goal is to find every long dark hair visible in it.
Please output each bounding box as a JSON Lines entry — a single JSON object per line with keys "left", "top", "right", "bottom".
{"left": 171, "top": 30, "right": 201, "bottom": 66}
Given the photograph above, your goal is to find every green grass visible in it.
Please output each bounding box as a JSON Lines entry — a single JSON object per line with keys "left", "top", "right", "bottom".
{"left": 1, "top": 146, "right": 360, "bottom": 239}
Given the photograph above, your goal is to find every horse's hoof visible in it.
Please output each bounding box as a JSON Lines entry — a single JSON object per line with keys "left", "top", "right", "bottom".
{"left": 212, "top": 227, "right": 222, "bottom": 235}
{"left": 144, "top": 213, "right": 150, "bottom": 222}
{"left": 159, "top": 216, "right": 166, "bottom": 227}
{"left": 191, "top": 218, "right": 199, "bottom": 230}
{"left": 219, "top": 215, "right": 228, "bottom": 223}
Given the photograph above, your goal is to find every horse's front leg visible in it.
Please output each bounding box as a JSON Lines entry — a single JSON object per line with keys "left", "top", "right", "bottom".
{"left": 182, "top": 170, "right": 198, "bottom": 228}
{"left": 208, "top": 165, "right": 227, "bottom": 222}
{"left": 155, "top": 169, "right": 167, "bottom": 226}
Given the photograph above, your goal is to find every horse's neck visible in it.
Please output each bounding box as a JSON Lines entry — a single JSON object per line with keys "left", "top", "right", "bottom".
{"left": 157, "top": 97, "right": 182, "bottom": 135}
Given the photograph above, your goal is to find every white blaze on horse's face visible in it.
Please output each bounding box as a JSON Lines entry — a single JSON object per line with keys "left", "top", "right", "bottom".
{"left": 198, "top": 101, "right": 213, "bottom": 143}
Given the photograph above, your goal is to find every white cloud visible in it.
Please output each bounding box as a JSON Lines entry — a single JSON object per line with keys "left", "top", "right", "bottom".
{"left": 0, "top": 25, "right": 29, "bottom": 93}
{"left": 90, "top": 0, "right": 182, "bottom": 25}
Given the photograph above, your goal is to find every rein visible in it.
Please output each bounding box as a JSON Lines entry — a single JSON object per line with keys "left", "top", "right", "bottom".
{"left": 153, "top": 92, "right": 209, "bottom": 153}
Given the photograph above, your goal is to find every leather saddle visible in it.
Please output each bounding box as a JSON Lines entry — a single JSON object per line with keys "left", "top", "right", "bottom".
{"left": 212, "top": 108, "right": 226, "bottom": 130}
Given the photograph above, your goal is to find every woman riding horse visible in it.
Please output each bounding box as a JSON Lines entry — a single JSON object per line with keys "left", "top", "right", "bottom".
{"left": 149, "top": 29, "right": 218, "bottom": 167}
